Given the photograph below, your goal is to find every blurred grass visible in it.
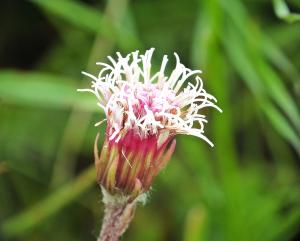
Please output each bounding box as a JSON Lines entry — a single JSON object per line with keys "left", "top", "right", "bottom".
{"left": 0, "top": 0, "right": 300, "bottom": 241}
{"left": 1, "top": 165, "right": 96, "bottom": 238}
{"left": 0, "top": 70, "right": 96, "bottom": 111}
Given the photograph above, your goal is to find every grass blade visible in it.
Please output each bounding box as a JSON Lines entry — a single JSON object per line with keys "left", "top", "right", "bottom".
{"left": 0, "top": 70, "right": 96, "bottom": 111}
{"left": 1, "top": 165, "right": 96, "bottom": 237}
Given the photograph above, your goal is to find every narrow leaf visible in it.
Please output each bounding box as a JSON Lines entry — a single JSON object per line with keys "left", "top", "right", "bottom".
{"left": 1, "top": 166, "right": 96, "bottom": 237}
{"left": 273, "top": 0, "right": 300, "bottom": 23}
{"left": 0, "top": 70, "right": 96, "bottom": 111}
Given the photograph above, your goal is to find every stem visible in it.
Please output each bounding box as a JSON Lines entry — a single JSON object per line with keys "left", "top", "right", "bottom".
{"left": 98, "top": 198, "right": 136, "bottom": 241}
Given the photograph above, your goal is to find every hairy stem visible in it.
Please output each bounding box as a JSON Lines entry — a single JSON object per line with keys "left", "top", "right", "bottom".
{"left": 98, "top": 200, "right": 136, "bottom": 241}
{"left": 98, "top": 188, "right": 141, "bottom": 241}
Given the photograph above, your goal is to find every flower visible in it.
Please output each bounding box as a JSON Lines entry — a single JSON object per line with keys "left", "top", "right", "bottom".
{"left": 79, "top": 48, "right": 221, "bottom": 200}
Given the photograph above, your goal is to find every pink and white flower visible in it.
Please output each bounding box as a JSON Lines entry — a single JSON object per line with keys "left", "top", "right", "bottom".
{"left": 79, "top": 48, "right": 221, "bottom": 199}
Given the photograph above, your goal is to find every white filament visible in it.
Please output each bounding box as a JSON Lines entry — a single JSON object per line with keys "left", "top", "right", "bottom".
{"left": 78, "top": 48, "right": 222, "bottom": 146}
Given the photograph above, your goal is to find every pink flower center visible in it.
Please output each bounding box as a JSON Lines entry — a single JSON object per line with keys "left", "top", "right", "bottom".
{"left": 107, "top": 82, "right": 179, "bottom": 139}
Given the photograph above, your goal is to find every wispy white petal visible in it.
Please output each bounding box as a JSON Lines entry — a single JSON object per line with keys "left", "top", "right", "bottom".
{"left": 78, "top": 48, "right": 221, "bottom": 146}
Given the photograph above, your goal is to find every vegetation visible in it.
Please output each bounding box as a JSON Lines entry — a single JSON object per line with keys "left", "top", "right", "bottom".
{"left": 0, "top": 0, "right": 299, "bottom": 241}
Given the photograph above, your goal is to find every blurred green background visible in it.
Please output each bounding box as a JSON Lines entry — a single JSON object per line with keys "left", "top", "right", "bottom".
{"left": 0, "top": 0, "right": 300, "bottom": 241}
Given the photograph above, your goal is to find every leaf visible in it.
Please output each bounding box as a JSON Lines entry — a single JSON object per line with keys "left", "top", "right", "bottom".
{"left": 0, "top": 70, "right": 96, "bottom": 111}
{"left": 30, "top": 0, "right": 142, "bottom": 50}
{"left": 1, "top": 165, "right": 96, "bottom": 237}
{"left": 255, "top": 56, "right": 300, "bottom": 133}
{"left": 273, "top": 0, "right": 300, "bottom": 23}
{"left": 221, "top": 0, "right": 300, "bottom": 86}
{"left": 31, "top": 0, "right": 107, "bottom": 34}
{"left": 262, "top": 35, "right": 300, "bottom": 85}
{"left": 262, "top": 102, "right": 300, "bottom": 155}
{"left": 223, "top": 27, "right": 300, "bottom": 154}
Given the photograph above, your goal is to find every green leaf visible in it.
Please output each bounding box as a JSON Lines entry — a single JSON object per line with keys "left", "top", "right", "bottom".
{"left": 273, "top": 0, "right": 300, "bottom": 23}
{"left": 262, "top": 102, "right": 300, "bottom": 155}
{"left": 0, "top": 70, "right": 96, "bottom": 111}
{"left": 1, "top": 165, "right": 96, "bottom": 237}
{"left": 31, "top": 0, "right": 107, "bottom": 34}
{"left": 255, "top": 56, "right": 300, "bottom": 133}
{"left": 221, "top": 0, "right": 300, "bottom": 90}
{"left": 30, "top": 0, "right": 142, "bottom": 50}
{"left": 262, "top": 35, "right": 300, "bottom": 85}
{"left": 224, "top": 27, "right": 300, "bottom": 154}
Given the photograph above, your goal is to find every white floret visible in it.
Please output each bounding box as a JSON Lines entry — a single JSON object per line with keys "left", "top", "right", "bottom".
{"left": 78, "top": 48, "right": 222, "bottom": 146}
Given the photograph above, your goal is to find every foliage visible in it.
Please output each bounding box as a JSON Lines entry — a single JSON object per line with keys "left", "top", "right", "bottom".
{"left": 0, "top": 0, "right": 299, "bottom": 241}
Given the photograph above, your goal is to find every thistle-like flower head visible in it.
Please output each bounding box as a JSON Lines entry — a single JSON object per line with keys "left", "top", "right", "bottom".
{"left": 79, "top": 48, "right": 221, "bottom": 200}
